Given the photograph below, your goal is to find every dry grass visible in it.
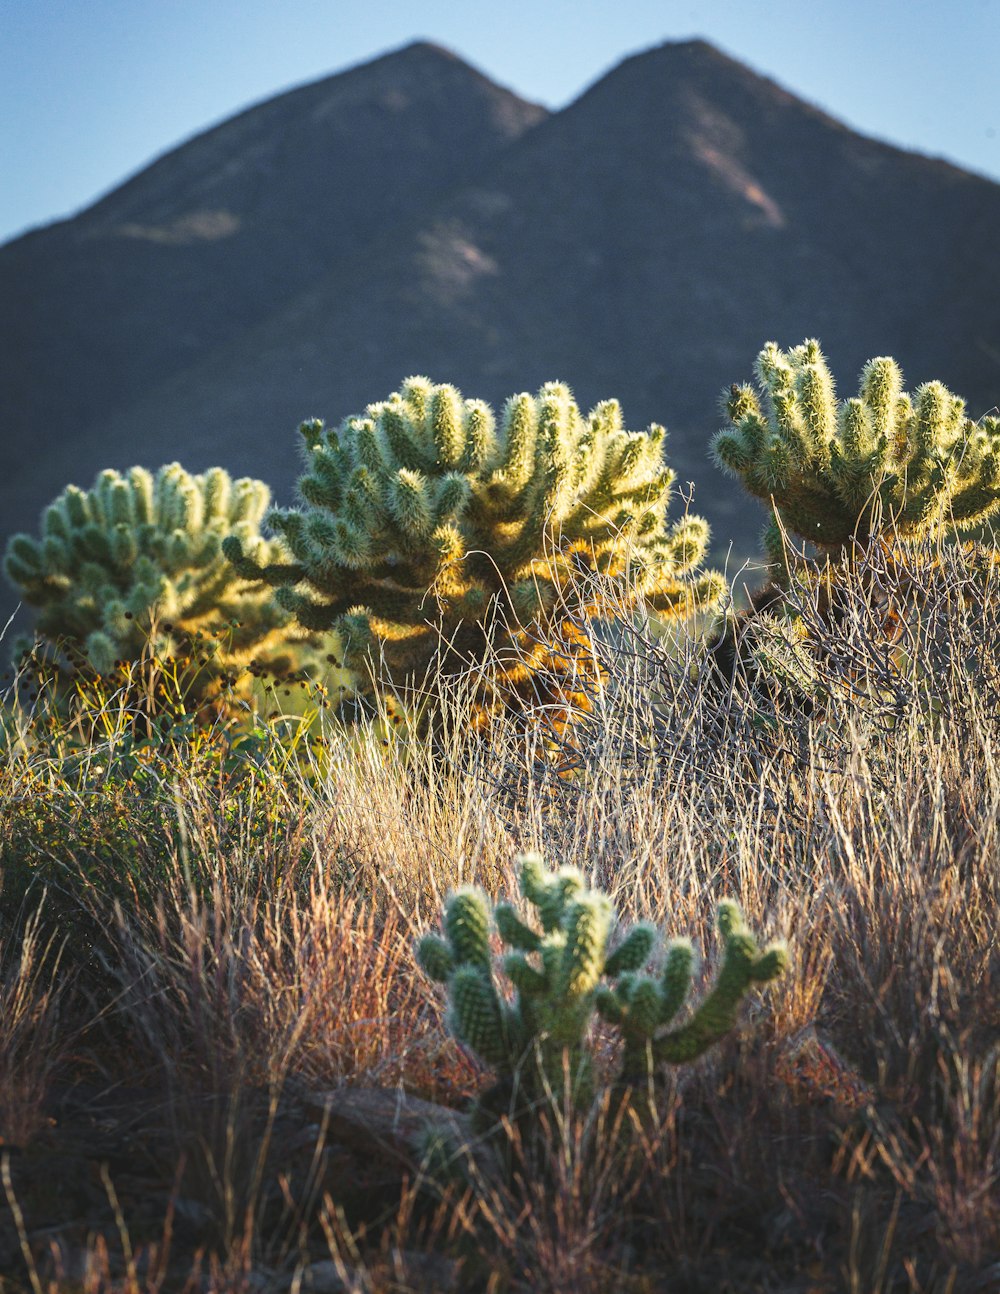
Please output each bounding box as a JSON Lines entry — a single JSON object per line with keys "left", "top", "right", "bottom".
{"left": 0, "top": 902, "right": 69, "bottom": 1148}
{"left": 0, "top": 539, "right": 998, "bottom": 1289}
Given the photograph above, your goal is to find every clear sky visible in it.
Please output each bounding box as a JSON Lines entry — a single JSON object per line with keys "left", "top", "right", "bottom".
{"left": 2, "top": 0, "right": 999, "bottom": 246}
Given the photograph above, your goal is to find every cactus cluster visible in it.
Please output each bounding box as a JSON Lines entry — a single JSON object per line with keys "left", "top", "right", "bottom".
{"left": 418, "top": 854, "right": 787, "bottom": 1127}
{"left": 712, "top": 339, "right": 1000, "bottom": 563}
{"left": 3, "top": 463, "right": 310, "bottom": 695}
{"left": 225, "top": 377, "right": 724, "bottom": 728}
{"left": 6, "top": 347, "right": 995, "bottom": 733}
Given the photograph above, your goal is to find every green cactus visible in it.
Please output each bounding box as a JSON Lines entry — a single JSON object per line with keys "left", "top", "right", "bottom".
{"left": 3, "top": 463, "right": 321, "bottom": 704}
{"left": 418, "top": 854, "right": 787, "bottom": 1131}
{"left": 711, "top": 339, "right": 1000, "bottom": 565}
{"left": 224, "top": 377, "right": 725, "bottom": 729}
{"left": 595, "top": 898, "right": 789, "bottom": 1078}
{"left": 707, "top": 597, "right": 824, "bottom": 715}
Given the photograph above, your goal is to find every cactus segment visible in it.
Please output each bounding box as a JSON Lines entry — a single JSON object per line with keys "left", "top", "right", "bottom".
{"left": 603, "top": 922, "right": 657, "bottom": 976}
{"left": 445, "top": 888, "right": 493, "bottom": 971}
{"left": 417, "top": 934, "right": 455, "bottom": 984}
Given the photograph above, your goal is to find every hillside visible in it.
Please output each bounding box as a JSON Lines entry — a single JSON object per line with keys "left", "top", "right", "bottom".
{"left": 0, "top": 41, "right": 547, "bottom": 614}
{"left": 3, "top": 37, "right": 999, "bottom": 625}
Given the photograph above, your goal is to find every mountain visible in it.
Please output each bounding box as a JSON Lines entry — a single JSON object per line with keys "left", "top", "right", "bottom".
{"left": 3, "top": 37, "right": 999, "bottom": 626}
{"left": 0, "top": 42, "right": 547, "bottom": 587}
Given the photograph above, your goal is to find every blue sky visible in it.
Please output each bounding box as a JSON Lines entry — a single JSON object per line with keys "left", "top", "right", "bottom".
{"left": 2, "top": 0, "right": 999, "bottom": 245}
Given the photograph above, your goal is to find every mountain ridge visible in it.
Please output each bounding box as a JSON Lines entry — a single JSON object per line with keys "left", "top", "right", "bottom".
{"left": 3, "top": 37, "right": 998, "bottom": 629}
{"left": 6, "top": 41, "right": 547, "bottom": 246}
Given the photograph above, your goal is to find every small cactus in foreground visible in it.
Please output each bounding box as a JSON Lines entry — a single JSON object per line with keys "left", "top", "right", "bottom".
{"left": 418, "top": 854, "right": 787, "bottom": 1127}
{"left": 225, "top": 377, "right": 725, "bottom": 728}
{"left": 3, "top": 464, "right": 314, "bottom": 700}
{"left": 712, "top": 339, "right": 1000, "bottom": 563}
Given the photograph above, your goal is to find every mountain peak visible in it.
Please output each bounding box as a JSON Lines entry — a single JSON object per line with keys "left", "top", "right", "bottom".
{"left": 393, "top": 38, "right": 468, "bottom": 62}
{"left": 645, "top": 36, "right": 732, "bottom": 61}
{"left": 587, "top": 34, "right": 800, "bottom": 105}
{"left": 64, "top": 37, "right": 546, "bottom": 240}
{"left": 2, "top": 33, "right": 998, "bottom": 623}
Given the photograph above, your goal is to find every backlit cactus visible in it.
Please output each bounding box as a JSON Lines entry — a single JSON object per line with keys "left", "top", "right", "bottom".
{"left": 224, "top": 377, "right": 725, "bottom": 728}
{"left": 418, "top": 854, "right": 787, "bottom": 1128}
{"left": 3, "top": 463, "right": 312, "bottom": 695}
{"left": 712, "top": 339, "right": 1000, "bottom": 563}
{"left": 595, "top": 898, "right": 788, "bottom": 1078}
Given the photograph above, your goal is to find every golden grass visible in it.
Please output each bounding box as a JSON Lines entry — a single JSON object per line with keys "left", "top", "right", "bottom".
{"left": 0, "top": 902, "right": 68, "bottom": 1148}
{"left": 0, "top": 539, "right": 998, "bottom": 1289}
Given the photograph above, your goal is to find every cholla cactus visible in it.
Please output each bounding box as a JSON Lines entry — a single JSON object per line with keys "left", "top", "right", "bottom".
{"left": 3, "top": 463, "right": 308, "bottom": 692}
{"left": 712, "top": 339, "right": 1000, "bottom": 563}
{"left": 708, "top": 599, "right": 823, "bottom": 714}
{"left": 225, "top": 377, "right": 724, "bottom": 728}
{"left": 595, "top": 898, "right": 788, "bottom": 1079}
{"left": 418, "top": 853, "right": 786, "bottom": 1128}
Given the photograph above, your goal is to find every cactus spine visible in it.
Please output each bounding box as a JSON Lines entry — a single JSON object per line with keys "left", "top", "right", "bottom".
{"left": 224, "top": 377, "right": 724, "bottom": 728}
{"left": 712, "top": 339, "right": 1000, "bottom": 563}
{"left": 3, "top": 463, "right": 312, "bottom": 695}
{"left": 418, "top": 854, "right": 787, "bottom": 1129}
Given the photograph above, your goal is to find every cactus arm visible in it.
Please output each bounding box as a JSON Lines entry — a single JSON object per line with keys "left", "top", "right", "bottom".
{"left": 557, "top": 895, "right": 612, "bottom": 1000}
{"left": 416, "top": 934, "right": 454, "bottom": 983}
{"left": 658, "top": 938, "right": 695, "bottom": 1024}
{"left": 504, "top": 953, "right": 548, "bottom": 996}
{"left": 444, "top": 888, "right": 493, "bottom": 971}
{"left": 653, "top": 908, "right": 788, "bottom": 1065}
{"left": 604, "top": 923, "right": 657, "bottom": 977}
{"left": 449, "top": 967, "right": 509, "bottom": 1070}
{"left": 494, "top": 901, "right": 542, "bottom": 952}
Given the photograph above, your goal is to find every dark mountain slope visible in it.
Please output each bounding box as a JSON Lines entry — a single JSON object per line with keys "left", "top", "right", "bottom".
{"left": 3, "top": 38, "right": 999, "bottom": 631}
{"left": 445, "top": 39, "right": 1000, "bottom": 468}
{"left": 84, "top": 40, "right": 1000, "bottom": 556}
{"left": 0, "top": 41, "right": 546, "bottom": 533}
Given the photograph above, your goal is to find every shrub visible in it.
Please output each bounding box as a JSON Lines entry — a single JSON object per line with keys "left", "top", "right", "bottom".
{"left": 711, "top": 339, "right": 1000, "bottom": 564}
{"left": 224, "top": 378, "right": 725, "bottom": 729}
{"left": 3, "top": 463, "right": 329, "bottom": 711}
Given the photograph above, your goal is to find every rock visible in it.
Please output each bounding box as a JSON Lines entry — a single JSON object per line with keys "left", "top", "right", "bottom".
{"left": 265, "top": 1258, "right": 356, "bottom": 1293}
{"left": 260, "top": 1250, "right": 460, "bottom": 1294}
{"left": 299, "top": 1086, "right": 476, "bottom": 1170}
{"left": 394, "top": 1249, "right": 460, "bottom": 1291}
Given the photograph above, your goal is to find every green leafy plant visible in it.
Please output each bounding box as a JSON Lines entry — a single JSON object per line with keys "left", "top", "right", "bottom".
{"left": 3, "top": 463, "right": 327, "bottom": 709}
{"left": 418, "top": 853, "right": 787, "bottom": 1131}
{"left": 224, "top": 377, "right": 724, "bottom": 729}
{"left": 712, "top": 339, "right": 1000, "bottom": 564}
